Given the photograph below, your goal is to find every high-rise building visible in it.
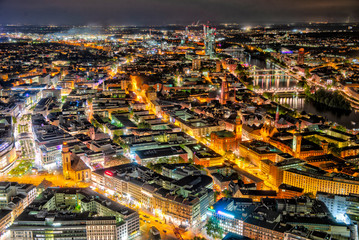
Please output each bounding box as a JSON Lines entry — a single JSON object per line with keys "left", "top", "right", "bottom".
{"left": 204, "top": 25, "right": 216, "bottom": 58}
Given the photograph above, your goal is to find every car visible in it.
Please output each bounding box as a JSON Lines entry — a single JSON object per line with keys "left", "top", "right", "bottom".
{"left": 178, "top": 225, "right": 189, "bottom": 232}
{"left": 150, "top": 226, "right": 160, "bottom": 236}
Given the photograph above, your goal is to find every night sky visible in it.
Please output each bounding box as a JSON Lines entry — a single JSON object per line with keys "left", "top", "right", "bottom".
{"left": 0, "top": 0, "right": 358, "bottom": 25}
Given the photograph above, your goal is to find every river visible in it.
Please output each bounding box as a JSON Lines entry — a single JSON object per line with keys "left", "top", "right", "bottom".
{"left": 241, "top": 52, "right": 359, "bottom": 129}
{"left": 278, "top": 96, "right": 359, "bottom": 129}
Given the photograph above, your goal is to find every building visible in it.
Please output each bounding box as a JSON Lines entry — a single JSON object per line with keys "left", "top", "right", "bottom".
{"left": 220, "top": 76, "right": 229, "bottom": 105}
{"left": 204, "top": 25, "right": 216, "bottom": 58}
{"left": 208, "top": 163, "right": 264, "bottom": 190}
{"left": 317, "top": 192, "right": 359, "bottom": 224}
{"left": 233, "top": 189, "right": 277, "bottom": 201}
{"left": 91, "top": 163, "right": 214, "bottom": 227}
{"left": 270, "top": 158, "right": 306, "bottom": 187}
{"left": 268, "top": 133, "right": 326, "bottom": 159}
{"left": 209, "top": 197, "right": 350, "bottom": 240}
{"left": 277, "top": 184, "right": 303, "bottom": 199}
{"left": 9, "top": 187, "right": 140, "bottom": 240}
{"left": 210, "top": 130, "right": 238, "bottom": 154}
{"left": 0, "top": 115, "right": 16, "bottom": 171}
{"left": 0, "top": 182, "right": 36, "bottom": 235}
{"left": 134, "top": 146, "right": 188, "bottom": 166}
{"left": 208, "top": 169, "right": 240, "bottom": 191}
{"left": 168, "top": 108, "right": 222, "bottom": 138}
{"left": 222, "top": 232, "right": 251, "bottom": 240}
{"left": 62, "top": 142, "right": 91, "bottom": 182}
{"left": 184, "top": 143, "right": 223, "bottom": 167}
{"left": 32, "top": 114, "right": 75, "bottom": 169}
{"left": 283, "top": 167, "right": 359, "bottom": 196}
{"left": 297, "top": 48, "right": 305, "bottom": 65}
{"left": 238, "top": 141, "right": 282, "bottom": 166}
{"left": 216, "top": 61, "right": 222, "bottom": 73}
{"left": 162, "top": 163, "right": 203, "bottom": 180}
{"left": 192, "top": 58, "right": 201, "bottom": 70}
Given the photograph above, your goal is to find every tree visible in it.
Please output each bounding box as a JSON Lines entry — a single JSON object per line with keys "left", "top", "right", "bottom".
{"left": 192, "top": 237, "right": 207, "bottom": 240}
{"left": 263, "top": 92, "right": 274, "bottom": 100}
{"left": 329, "top": 143, "right": 341, "bottom": 156}
{"left": 214, "top": 191, "right": 220, "bottom": 201}
{"left": 205, "top": 217, "right": 224, "bottom": 240}
{"left": 224, "top": 151, "right": 235, "bottom": 161}
{"left": 335, "top": 125, "right": 347, "bottom": 133}
{"left": 138, "top": 122, "right": 151, "bottom": 129}
{"left": 133, "top": 114, "right": 139, "bottom": 123}
{"left": 303, "top": 192, "right": 315, "bottom": 198}
{"left": 146, "top": 163, "right": 163, "bottom": 173}
{"left": 222, "top": 189, "right": 233, "bottom": 198}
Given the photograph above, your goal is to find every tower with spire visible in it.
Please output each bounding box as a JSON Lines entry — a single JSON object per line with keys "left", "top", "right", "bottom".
{"left": 235, "top": 115, "right": 242, "bottom": 141}
{"left": 220, "top": 75, "right": 229, "bottom": 105}
{"left": 62, "top": 142, "right": 71, "bottom": 180}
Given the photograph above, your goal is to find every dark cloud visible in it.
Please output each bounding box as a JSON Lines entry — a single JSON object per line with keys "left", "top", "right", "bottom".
{"left": 0, "top": 0, "right": 358, "bottom": 25}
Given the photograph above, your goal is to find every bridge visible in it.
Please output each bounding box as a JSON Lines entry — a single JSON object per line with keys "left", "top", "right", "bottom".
{"left": 249, "top": 68, "right": 303, "bottom": 93}
{"left": 277, "top": 95, "right": 305, "bottom": 110}
{"left": 253, "top": 87, "right": 304, "bottom": 93}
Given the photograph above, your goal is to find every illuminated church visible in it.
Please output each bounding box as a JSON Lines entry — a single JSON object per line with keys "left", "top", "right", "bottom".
{"left": 62, "top": 142, "right": 91, "bottom": 182}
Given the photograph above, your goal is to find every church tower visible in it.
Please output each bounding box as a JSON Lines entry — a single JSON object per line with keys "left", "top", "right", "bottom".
{"left": 220, "top": 75, "right": 229, "bottom": 105}
{"left": 235, "top": 115, "right": 242, "bottom": 141}
{"left": 62, "top": 142, "right": 71, "bottom": 180}
{"left": 292, "top": 133, "right": 302, "bottom": 158}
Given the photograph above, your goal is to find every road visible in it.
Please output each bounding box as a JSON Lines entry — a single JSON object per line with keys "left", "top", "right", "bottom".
{"left": 92, "top": 186, "right": 198, "bottom": 240}
{"left": 10, "top": 113, "right": 39, "bottom": 176}
{"left": 0, "top": 173, "right": 89, "bottom": 188}
{"left": 138, "top": 213, "right": 179, "bottom": 240}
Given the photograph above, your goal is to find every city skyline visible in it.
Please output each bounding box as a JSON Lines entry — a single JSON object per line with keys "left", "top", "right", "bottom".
{"left": 0, "top": 0, "right": 358, "bottom": 25}
{"left": 0, "top": 6, "right": 359, "bottom": 239}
